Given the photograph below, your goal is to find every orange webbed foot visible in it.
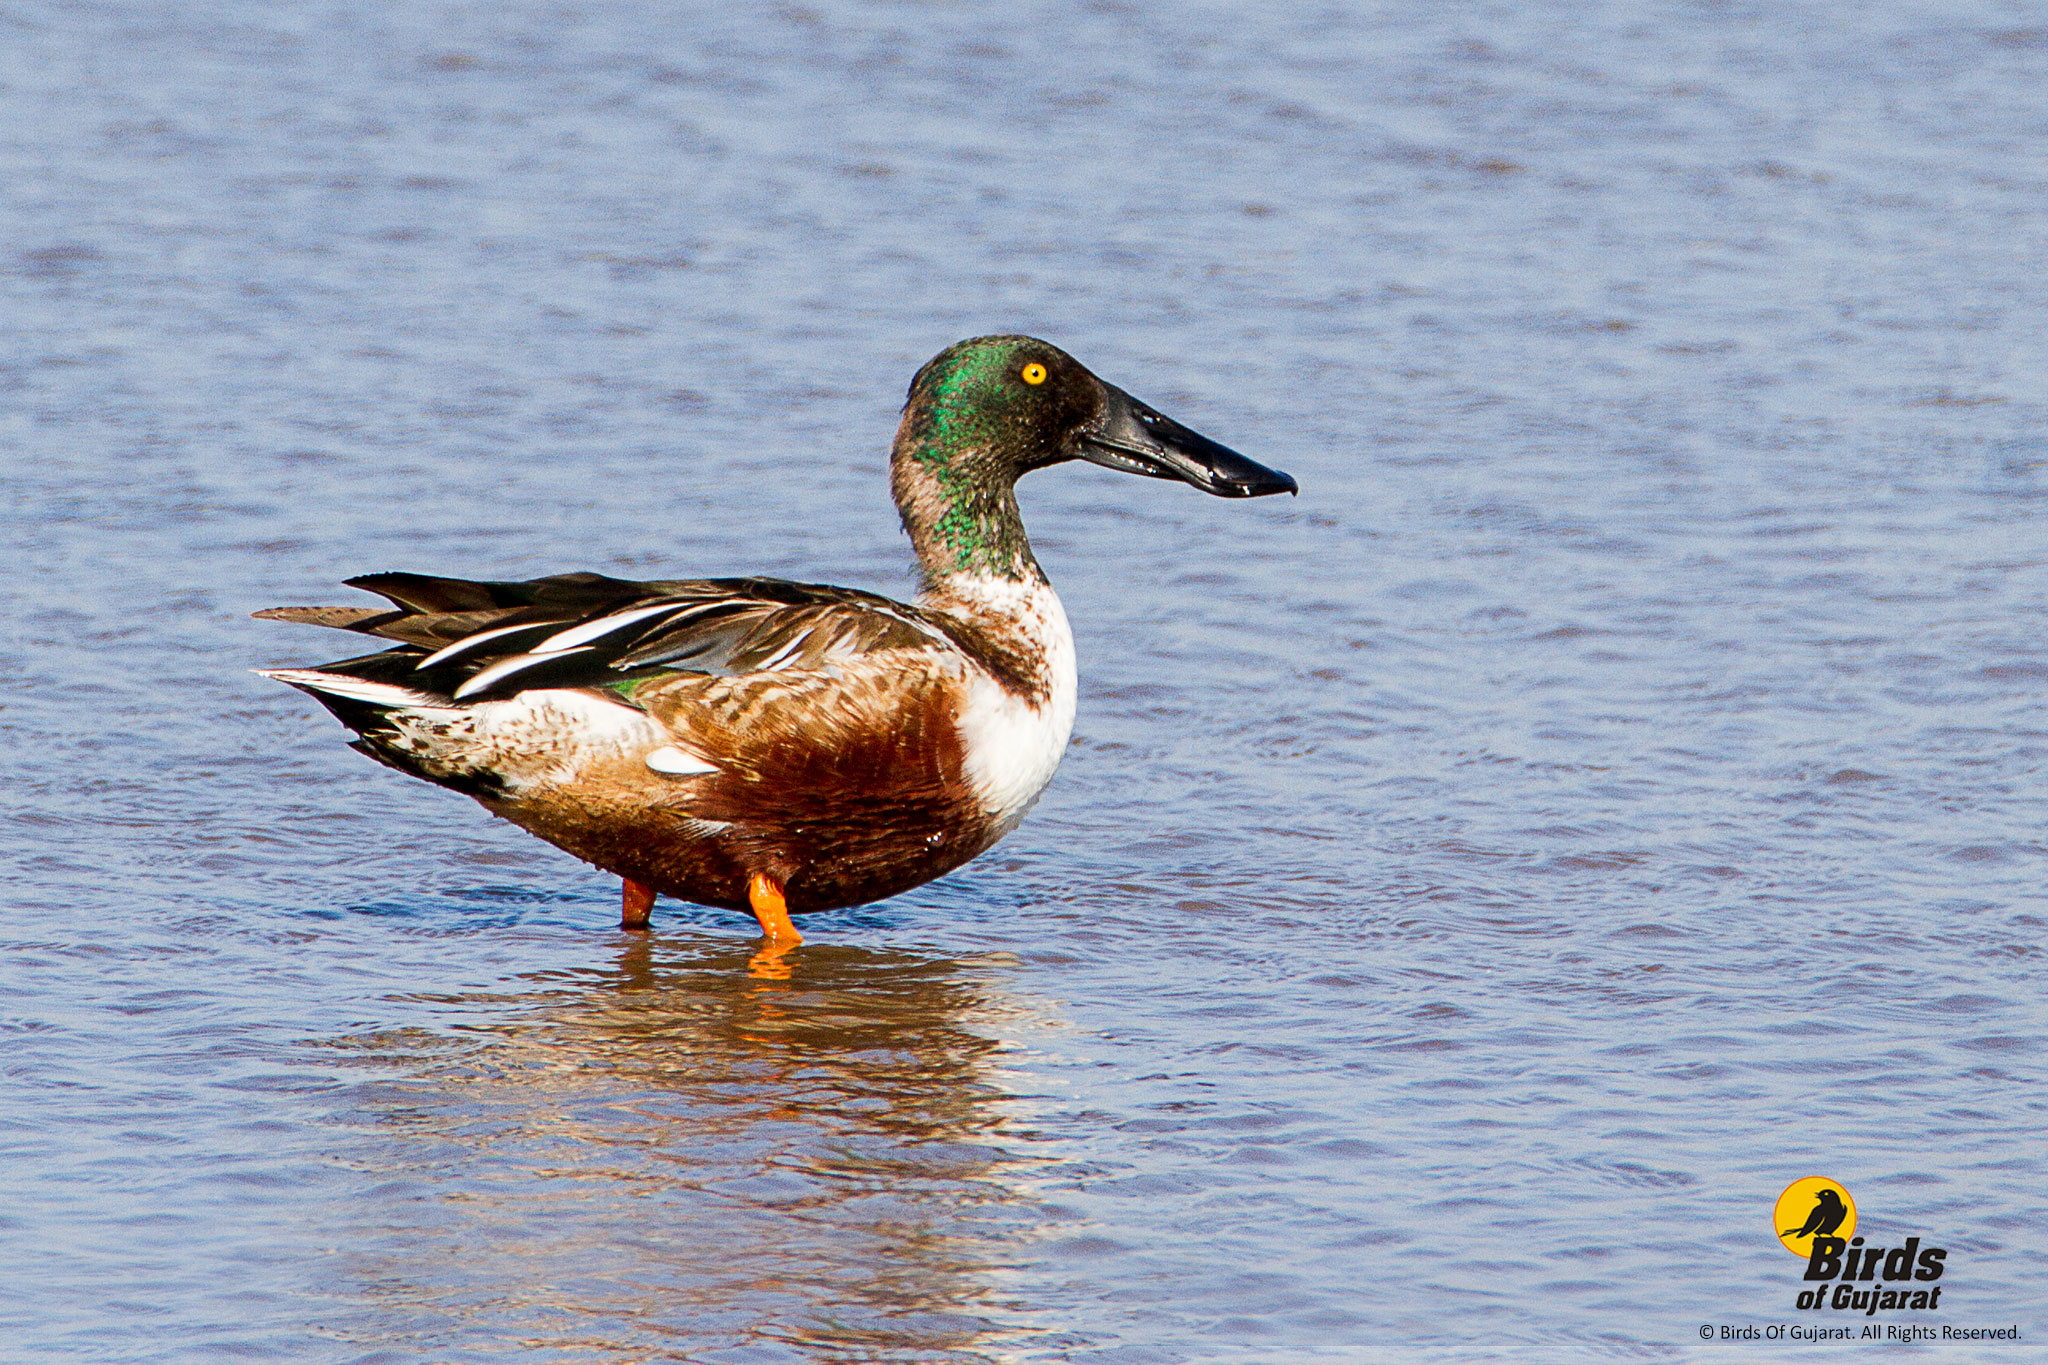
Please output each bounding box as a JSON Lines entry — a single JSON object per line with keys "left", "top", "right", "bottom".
{"left": 747, "top": 872, "right": 803, "bottom": 948}
{"left": 745, "top": 873, "right": 801, "bottom": 979}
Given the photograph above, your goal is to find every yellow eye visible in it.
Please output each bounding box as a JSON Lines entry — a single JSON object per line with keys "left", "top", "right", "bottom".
{"left": 1020, "top": 362, "right": 1047, "bottom": 385}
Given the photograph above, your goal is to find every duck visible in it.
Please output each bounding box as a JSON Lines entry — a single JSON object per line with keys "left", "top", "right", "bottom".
{"left": 258, "top": 335, "right": 1295, "bottom": 953}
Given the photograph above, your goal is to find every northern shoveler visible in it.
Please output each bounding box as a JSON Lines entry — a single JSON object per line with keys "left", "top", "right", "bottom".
{"left": 258, "top": 335, "right": 1295, "bottom": 954}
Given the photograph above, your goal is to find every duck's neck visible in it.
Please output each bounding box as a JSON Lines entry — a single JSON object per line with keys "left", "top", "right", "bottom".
{"left": 890, "top": 406, "right": 1044, "bottom": 590}
{"left": 890, "top": 420, "right": 1077, "bottom": 703}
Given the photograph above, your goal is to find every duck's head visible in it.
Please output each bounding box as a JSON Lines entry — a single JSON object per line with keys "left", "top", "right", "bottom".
{"left": 897, "top": 335, "right": 1296, "bottom": 503}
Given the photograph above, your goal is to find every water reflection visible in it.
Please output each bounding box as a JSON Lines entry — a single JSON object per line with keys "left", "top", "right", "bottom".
{"left": 324, "top": 935, "right": 1041, "bottom": 1363}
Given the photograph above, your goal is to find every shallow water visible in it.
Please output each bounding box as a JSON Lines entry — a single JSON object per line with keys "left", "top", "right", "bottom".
{"left": 5, "top": 1, "right": 2046, "bottom": 1359}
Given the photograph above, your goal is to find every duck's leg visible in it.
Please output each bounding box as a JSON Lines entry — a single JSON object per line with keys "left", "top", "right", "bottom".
{"left": 621, "top": 877, "right": 655, "bottom": 931}
{"left": 747, "top": 871, "right": 803, "bottom": 948}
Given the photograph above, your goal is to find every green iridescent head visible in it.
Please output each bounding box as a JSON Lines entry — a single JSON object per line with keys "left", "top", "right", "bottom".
{"left": 890, "top": 334, "right": 1295, "bottom": 582}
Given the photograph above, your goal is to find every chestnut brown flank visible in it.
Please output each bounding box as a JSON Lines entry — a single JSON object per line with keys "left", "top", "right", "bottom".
{"left": 492, "top": 659, "right": 1001, "bottom": 913}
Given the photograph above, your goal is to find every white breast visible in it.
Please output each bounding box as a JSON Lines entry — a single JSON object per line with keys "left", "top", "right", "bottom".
{"left": 944, "top": 575, "right": 1078, "bottom": 831}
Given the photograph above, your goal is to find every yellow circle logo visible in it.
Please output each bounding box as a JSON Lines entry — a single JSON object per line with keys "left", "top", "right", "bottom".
{"left": 1775, "top": 1177, "right": 1856, "bottom": 1257}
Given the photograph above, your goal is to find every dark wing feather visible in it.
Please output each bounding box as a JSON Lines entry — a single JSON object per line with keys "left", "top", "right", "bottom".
{"left": 258, "top": 571, "right": 952, "bottom": 703}
{"left": 348, "top": 569, "right": 655, "bottom": 614}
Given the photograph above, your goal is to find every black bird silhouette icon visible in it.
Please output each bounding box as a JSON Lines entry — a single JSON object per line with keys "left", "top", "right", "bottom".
{"left": 1783, "top": 1188, "right": 1849, "bottom": 1239}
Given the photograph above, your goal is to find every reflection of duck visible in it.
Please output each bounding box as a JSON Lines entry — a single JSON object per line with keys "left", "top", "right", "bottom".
{"left": 331, "top": 937, "right": 1028, "bottom": 1357}
{"left": 260, "top": 336, "right": 1293, "bottom": 950}
{"left": 1783, "top": 1188, "right": 1848, "bottom": 1239}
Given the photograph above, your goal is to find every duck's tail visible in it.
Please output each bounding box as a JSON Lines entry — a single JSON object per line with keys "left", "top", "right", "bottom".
{"left": 257, "top": 655, "right": 509, "bottom": 798}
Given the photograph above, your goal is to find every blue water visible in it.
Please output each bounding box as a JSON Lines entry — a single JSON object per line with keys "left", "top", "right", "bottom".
{"left": 4, "top": 2, "right": 2046, "bottom": 1359}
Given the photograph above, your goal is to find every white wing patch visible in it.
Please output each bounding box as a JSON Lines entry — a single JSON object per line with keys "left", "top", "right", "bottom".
{"left": 533, "top": 601, "right": 692, "bottom": 654}
{"left": 751, "top": 634, "right": 810, "bottom": 672}
{"left": 413, "top": 620, "right": 547, "bottom": 672}
{"left": 645, "top": 745, "right": 718, "bottom": 776}
{"left": 256, "top": 669, "right": 448, "bottom": 711}
{"left": 451, "top": 646, "right": 598, "bottom": 701}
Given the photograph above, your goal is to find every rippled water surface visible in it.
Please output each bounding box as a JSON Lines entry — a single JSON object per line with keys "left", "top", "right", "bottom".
{"left": 6, "top": 2, "right": 2047, "bottom": 1359}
